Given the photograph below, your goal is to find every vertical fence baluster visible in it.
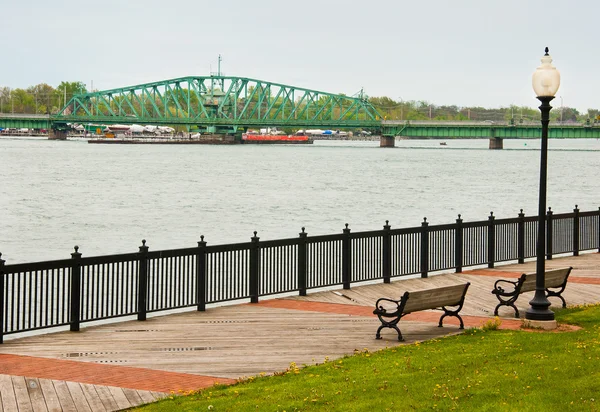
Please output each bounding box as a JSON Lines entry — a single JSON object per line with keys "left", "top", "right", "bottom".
{"left": 0, "top": 253, "right": 4, "bottom": 343}
{"left": 196, "top": 236, "right": 206, "bottom": 311}
{"left": 69, "top": 246, "right": 82, "bottom": 332}
{"left": 517, "top": 209, "right": 525, "bottom": 263}
{"left": 298, "top": 228, "right": 307, "bottom": 296}
{"left": 383, "top": 221, "right": 391, "bottom": 283}
{"left": 487, "top": 212, "right": 495, "bottom": 268}
{"left": 455, "top": 215, "right": 463, "bottom": 273}
{"left": 421, "top": 218, "right": 429, "bottom": 278}
{"left": 598, "top": 207, "right": 600, "bottom": 253}
{"left": 250, "top": 232, "right": 260, "bottom": 303}
{"left": 342, "top": 224, "right": 351, "bottom": 289}
{"left": 137, "top": 240, "right": 148, "bottom": 321}
{"left": 546, "top": 207, "right": 553, "bottom": 260}
{"left": 573, "top": 205, "right": 580, "bottom": 256}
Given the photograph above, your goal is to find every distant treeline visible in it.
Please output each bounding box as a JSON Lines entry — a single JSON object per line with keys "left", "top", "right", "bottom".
{"left": 1, "top": 82, "right": 598, "bottom": 124}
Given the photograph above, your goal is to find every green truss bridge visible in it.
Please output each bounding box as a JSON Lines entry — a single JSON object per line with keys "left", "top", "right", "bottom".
{"left": 52, "top": 75, "right": 382, "bottom": 136}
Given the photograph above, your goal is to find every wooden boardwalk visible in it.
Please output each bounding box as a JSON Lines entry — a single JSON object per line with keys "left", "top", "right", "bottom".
{"left": 0, "top": 374, "right": 166, "bottom": 412}
{"left": 1, "top": 253, "right": 599, "bottom": 411}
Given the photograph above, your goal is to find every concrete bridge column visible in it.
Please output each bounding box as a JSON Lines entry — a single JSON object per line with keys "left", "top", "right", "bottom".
{"left": 380, "top": 136, "right": 395, "bottom": 147}
{"left": 489, "top": 137, "right": 503, "bottom": 149}
{"left": 49, "top": 129, "right": 68, "bottom": 140}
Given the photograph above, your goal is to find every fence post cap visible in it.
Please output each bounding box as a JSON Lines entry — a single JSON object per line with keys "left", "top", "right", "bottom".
{"left": 71, "top": 245, "right": 81, "bottom": 258}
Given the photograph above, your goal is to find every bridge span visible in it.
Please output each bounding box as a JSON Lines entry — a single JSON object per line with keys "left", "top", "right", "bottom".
{"left": 2, "top": 75, "right": 600, "bottom": 146}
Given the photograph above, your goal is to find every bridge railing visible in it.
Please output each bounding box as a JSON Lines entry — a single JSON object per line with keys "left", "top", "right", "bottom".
{"left": 1, "top": 206, "right": 599, "bottom": 342}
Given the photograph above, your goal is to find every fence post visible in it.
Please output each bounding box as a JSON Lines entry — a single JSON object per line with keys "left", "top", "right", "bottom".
{"left": 573, "top": 205, "right": 580, "bottom": 256}
{"left": 137, "top": 240, "right": 149, "bottom": 321}
{"left": 342, "top": 224, "right": 351, "bottom": 289}
{"left": 250, "top": 231, "right": 260, "bottom": 303}
{"left": 383, "top": 221, "right": 391, "bottom": 283}
{"left": 69, "top": 246, "right": 82, "bottom": 332}
{"left": 196, "top": 236, "right": 207, "bottom": 311}
{"left": 517, "top": 209, "right": 525, "bottom": 264}
{"left": 598, "top": 207, "right": 600, "bottom": 253}
{"left": 0, "top": 253, "right": 4, "bottom": 344}
{"left": 420, "top": 218, "right": 429, "bottom": 278}
{"left": 455, "top": 215, "right": 463, "bottom": 273}
{"left": 298, "top": 228, "right": 308, "bottom": 296}
{"left": 487, "top": 212, "right": 495, "bottom": 268}
{"left": 546, "top": 207, "right": 553, "bottom": 260}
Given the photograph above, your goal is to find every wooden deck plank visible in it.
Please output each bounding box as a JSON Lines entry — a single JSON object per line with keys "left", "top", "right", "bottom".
{"left": 51, "top": 381, "right": 77, "bottom": 412}
{"left": 121, "top": 388, "right": 143, "bottom": 407}
{"left": 11, "top": 376, "right": 33, "bottom": 412}
{"left": 65, "top": 382, "right": 91, "bottom": 412}
{"left": 37, "top": 379, "right": 62, "bottom": 412}
{"left": 150, "top": 391, "right": 168, "bottom": 400}
{"left": 25, "top": 378, "right": 48, "bottom": 412}
{"left": 0, "top": 375, "right": 18, "bottom": 412}
{"left": 79, "top": 384, "right": 106, "bottom": 412}
{"left": 135, "top": 389, "right": 156, "bottom": 405}
{"left": 107, "top": 387, "right": 132, "bottom": 410}
{"left": 92, "top": 385, "right": 119, "bottom": 412}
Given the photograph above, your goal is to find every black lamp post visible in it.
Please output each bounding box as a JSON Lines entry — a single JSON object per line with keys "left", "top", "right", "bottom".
{"left": 526, "top": 47, "right": 561, "bottom": 321}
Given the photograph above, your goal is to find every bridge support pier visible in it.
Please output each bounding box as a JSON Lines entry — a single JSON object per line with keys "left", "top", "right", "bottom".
{"left": 489, "top": 137, "right": 503, "bottom": 150}
{"left": 380, "top": 136, "right": 395, "bottom": 148}
{"left": 49, "top": 129, "right": 68, "bottom": 140}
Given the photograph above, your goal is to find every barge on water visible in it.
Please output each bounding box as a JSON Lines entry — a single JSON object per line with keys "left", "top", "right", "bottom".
{"left": 241, "top": 133, "right": 313, "bottom": 144}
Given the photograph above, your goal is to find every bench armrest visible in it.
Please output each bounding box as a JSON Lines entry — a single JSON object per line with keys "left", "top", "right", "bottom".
{"left": 373, "top": 297, "right": 401, "bottom": 316}
{"left": 492, "top": 279, "right": 519, "bottom": 295}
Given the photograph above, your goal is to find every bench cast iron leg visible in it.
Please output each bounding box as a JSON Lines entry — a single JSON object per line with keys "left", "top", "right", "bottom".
{"left": 375, "top": 324, "right": 404, "bottom": 341}
{"left": 494, "top": 302, "right": 519, "bottom": 318}
{"left": 439, "top": 313, "right": 466, "bottom": 329}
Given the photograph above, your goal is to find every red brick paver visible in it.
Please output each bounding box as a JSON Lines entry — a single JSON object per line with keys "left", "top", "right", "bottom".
{"left": 0, "top": 353, "right": 235, "bottom": 393}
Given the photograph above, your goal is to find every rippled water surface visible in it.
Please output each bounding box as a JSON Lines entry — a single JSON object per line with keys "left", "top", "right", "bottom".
{"left": 1, "top": 137, "right": 598, "bottom": 262}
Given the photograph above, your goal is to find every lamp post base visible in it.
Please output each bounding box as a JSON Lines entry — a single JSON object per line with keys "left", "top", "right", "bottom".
{"left": 525, "top": 299, "right": 555, "bottom": 321}
{"left": 522, "top": 319, "right": 558, "bottom": 330}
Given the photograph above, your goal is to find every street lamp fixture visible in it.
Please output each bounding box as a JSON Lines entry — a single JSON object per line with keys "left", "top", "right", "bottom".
{"left": 526, "top": 47, "right": 560, "bottom": 321}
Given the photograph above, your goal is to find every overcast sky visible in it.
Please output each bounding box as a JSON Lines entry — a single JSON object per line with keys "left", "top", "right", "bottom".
{"left": 1, "top": 0, "right": 598, "bottom": 111}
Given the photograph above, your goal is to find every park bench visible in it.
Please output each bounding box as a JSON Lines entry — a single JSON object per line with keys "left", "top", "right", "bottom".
{"left": 373, "top": 282, "right": 471, "bottom": 341}
{"left": 491, "top": 266, "right": 573, "bottom": 318}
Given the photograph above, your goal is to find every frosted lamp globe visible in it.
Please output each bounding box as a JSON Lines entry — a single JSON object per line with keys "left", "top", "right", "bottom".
{"left": 532, "top": 47, "right": 560, "bottom": 97}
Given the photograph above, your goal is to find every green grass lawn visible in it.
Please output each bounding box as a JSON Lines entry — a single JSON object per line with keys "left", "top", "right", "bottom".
{"left": 134, "top": 304, "right": 600, "bottom": 411}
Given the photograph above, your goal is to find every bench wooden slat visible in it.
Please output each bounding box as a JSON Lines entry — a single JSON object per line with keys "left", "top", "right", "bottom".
{"left": 520, "top": 267, "right": 571, "bottom": 293}
{"left": 403, "top": 284, "right": 469, "bottom": 313}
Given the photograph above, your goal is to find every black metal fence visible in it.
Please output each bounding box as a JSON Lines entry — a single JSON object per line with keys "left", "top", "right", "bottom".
{"left": 1, "top": 206, "right": 599, "bottom": 343}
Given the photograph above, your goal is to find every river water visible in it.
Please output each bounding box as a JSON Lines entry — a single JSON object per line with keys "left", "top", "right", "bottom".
{"left": 1, "top": 137, "right": 598, "bottom": 263}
